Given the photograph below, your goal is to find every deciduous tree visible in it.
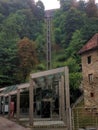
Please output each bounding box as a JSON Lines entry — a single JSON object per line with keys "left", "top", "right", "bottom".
{"left": 18, "top": 37, "right": 38, "bottom": 82}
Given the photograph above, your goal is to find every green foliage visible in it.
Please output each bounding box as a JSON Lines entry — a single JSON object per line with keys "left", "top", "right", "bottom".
{"left": 65, "top": 30, "right": 86, "bottom": 62}
{"left": 53, "top": 10, "right": 66, "bottom": 46}
{"left": 0, "top": 39, "right": 19, "bottom": 86}
{"left": 64, "top": 8, "right": 86, "bottom": 46}
{"left": 59, "top": 0, "right": 74, "bottom": 11}
{"left": 85, "top": 0, "right": 98, "bottom": 17}
{"left": 0, "top": 0, "right": 45, "bottom": 86}
{"left": 77, "top": 0, "right": 86, "bottom": 12}
{"left": 54, "top": 0, "right": 98, "bottom": 47}
{"left": 54, "top": 28, "right": 61, "bottom": 45}
{"left": 81, "top": 17, "right": 98, "bottom": 41}
{"left": 64, "top": 57, "right": 80, "bottom": 73}
{"left": 53, "top": 1, "right": 98, "bottom": 103}
{"left": 70, "top": 72, "right": 82, "bottom": 103}
{"left": 36, "top": 0, "right": 45, "bottom": 20}
{"left": 70, "top": 72, "right": 82, "bottom": 89}
{"left": 0, "top": 0, "right": 97, "bottom": 106}
{"left": 36, "top": 63, "right": 46, "bottom": 71}
{"left": 52, "top": 49, "right": 66, "bottom": 68}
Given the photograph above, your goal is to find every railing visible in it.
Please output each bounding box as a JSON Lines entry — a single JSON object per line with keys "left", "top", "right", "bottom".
{"left": 72, "top": 107, "right": 98, "bottom": 130}
{"left": 71, "top": 94, "right": 84, "bottom": 109}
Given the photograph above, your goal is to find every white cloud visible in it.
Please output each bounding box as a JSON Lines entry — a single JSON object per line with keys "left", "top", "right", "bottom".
{"left": 35, "top": 0, "right": 60, "bottom": 10}
{"left": 35, "top": 0, "right": 98, "bottom": 10}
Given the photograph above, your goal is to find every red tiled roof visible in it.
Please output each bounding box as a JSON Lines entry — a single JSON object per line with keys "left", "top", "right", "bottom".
{"left": 78, "top": 33, "right": 98, "bottom": 54}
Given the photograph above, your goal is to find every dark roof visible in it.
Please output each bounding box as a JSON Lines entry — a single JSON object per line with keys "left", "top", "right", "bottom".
{"left": 78, "top": 33, "right": 98, "bottom": 54}
{"left": 0, "top": 83, "right": 29, "bottom": 96}
{"left": 45, "top": 9, "right": 58, "bottom": 17}
{"left": 3, "top": 85, "right": 18, "bottom": 94}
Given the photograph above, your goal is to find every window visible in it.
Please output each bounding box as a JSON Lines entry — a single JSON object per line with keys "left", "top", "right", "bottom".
{"left": 88, "top": 74, "right": 93, "bottom": 84}
{"left": 87, "top": 56, "right": 91, "bottom": 64}
{"left": 90, "top": 92, "right": 94, "bottom": 97}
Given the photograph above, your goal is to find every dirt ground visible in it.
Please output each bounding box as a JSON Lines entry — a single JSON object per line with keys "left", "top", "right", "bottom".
{"left": 0, "top": 117, "right": 67, "bottom": 130}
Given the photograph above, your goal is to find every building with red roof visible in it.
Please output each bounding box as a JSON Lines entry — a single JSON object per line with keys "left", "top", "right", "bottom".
{"left": 79, "top": 33, "right": 98, "bottom": 107}
{"left": 79, "top": 33, "right": 98, "bottom": 55}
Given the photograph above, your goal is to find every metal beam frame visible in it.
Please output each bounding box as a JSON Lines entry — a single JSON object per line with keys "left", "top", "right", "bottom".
{"left": 29, "top": 66, "right": 72, "bottom": 130}
{"left": 0, "top": 66, "right": 71, "bottom": 130}
{"left": 30, "top": 67, "right": 65, "bottom": 78}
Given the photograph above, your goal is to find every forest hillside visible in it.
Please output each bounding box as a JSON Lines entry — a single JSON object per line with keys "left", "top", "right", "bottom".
{"left": 0, "top": 0, "right": 98, "bottom": 103}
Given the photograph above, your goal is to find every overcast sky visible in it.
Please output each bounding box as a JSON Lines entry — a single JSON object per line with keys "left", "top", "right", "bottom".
{"left": 35, "top": 0, "right": 60, "bottom": 10}
{"left": 35, "top": 0, "right": 98, "bottom": 10}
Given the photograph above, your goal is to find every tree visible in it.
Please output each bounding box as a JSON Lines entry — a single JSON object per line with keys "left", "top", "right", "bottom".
{"left": 0, "top": 34, "right": 19, "bottom": 86}
{"left": 36, "top": 35, "right": 46, "bottom": 62}
{"left": 64, "top": 8, "right": 86, "bottom": 46}
{"left": 53, "top": 10, "right": 65, "bottom": 46}
{"left": 36, "top": 0, "right": 45, "bottom": 20}
{"left": 65, "top": 30, "right": 85, "bottom": 60}
{"left": 0, "top": 0, "right": 44, "bottom": 85}
{"left": 59, "top": 0, "right": 65, "bottom": 8}
{"left": 85, "top": 0, "right": 98, "bottom": 17}
{"left": 69, "top": 72, "right": 82, "bottom": 103}
{"left": 59, "top": 0, "right": 76, "bottom": 11}
{"left": 77, "top": 0, "right": 86, "bottom": 12}
{"left": 18, "top": 37, "right": 38, "bottom": 82}
{"left": 81, "top": 17, "right": 98, "bottom": 42}
{"left": 64, "top": 57, "right": 82, "bottom": 103}
{"left": 64, "top": 57, "right": 80, "bottom": 73}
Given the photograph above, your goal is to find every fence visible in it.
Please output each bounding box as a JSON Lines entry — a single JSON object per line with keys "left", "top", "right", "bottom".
{"left": 72, "top": 107, "right": 98, "bottom": 130}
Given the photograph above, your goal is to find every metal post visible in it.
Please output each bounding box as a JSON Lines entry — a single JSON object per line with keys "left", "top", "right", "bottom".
{"left": 29, "top": 78, "right": 34, "bottom": 126}
{"left": 17, "top": 89, "right": 20, "bottom": 121}
{"left": 65, "top": 67, "right": 72, "bottom": 130}
{"left": 0, "top": 96, "right": 1, "bottom": 114}
{"left": 3, "top": 96, "right": 5, "bottom": 115}
{"left": 59, "top": 80, "right": 62, "bottom": 120}
{"left": 8, "top": 95, "right": 11, "bottom": 118}
{"left": 50, "top": 99, "right": 52, "bottom": 119}
{"left": 61, "top": 76, "right": 66, "bottom": 122}
{"left": 46, "top": 16, "right": 52, "bottom": 70}
{"left": 72, "top": 109, "right": 75, "bottom": 130}
{"left": 77, "top": 109, "right": 79, "bottom": 130}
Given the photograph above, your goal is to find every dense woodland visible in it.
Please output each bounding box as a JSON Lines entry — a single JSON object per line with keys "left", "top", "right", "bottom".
{"left": 0, "top": 0, "right": 98, "bottom": 103}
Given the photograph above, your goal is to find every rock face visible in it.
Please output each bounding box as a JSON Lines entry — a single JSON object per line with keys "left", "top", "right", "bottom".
{"left": 79, "top": 33, "right": 98, "bottom": 107}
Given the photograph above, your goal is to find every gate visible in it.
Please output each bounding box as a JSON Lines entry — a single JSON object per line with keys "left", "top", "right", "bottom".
{"left": 72, "top": 107, "right": 98, "bottom": 130}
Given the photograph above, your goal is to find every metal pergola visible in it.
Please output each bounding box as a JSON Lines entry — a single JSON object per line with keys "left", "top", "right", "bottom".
{"left": 0, "top": 67, "right": 72, "bottom": 130}
{"left": 29, "top": 66, "right": 71, "bottom": 130}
